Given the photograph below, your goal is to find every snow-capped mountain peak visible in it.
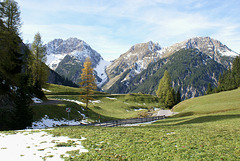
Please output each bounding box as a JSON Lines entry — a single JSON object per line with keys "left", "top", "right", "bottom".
{"left": 45, "top": 38, "right": 109, "bottom": 87}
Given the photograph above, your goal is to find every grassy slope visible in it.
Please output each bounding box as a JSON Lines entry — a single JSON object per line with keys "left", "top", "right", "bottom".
{"left": 46, "top": 88, "right": 240, "bottom": 160}
{"left": 172, "top": 87, "right": 240, "bottom": 115}
{"left": 31, "top": 101, "right": 85, "bottom": 121}
{"left": 33, "top": 84, "right": 162, "bottom": 122}
{"left": 44, "top": 83, "right": 103, "bottom": 95}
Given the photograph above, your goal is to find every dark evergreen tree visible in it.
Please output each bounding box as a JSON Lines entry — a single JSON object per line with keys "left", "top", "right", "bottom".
{"left": 206, "top": 83, "right": 213, "bottom": 95}
{"left": 0, "top": 0, "right": 34, "bottom": 130}
{"left": 217, "top": 73, "right": 223, "bottom": 90}
{"left": 0, "top": 0, "right": 22, "bottom": 84}
{"left": 232, "top": 56, "right": 240, "bottom": 87}
{"left": 2, "top": 0, "right": 21, "bottom": 35}
{"left": 175, "top": 89, "right": 181, "bottom": 104}
{"left": 215, "top": 56, "right": 240, "bottom": 92}
{"left": 13, "top": 84, "right": 33, "bottom": 130}
{"left": 165, "top": 88, "right": 175, "bottom": 108}
{"left": 0, "top": 108, "right": 14, "bottom": 131}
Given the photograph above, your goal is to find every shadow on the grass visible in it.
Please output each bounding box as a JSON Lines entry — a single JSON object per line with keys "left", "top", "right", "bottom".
{"left": 147, "top": 113, "right": 240, "bottom": 128}
{"left": 175, "top": 114, "right": 240, "bottom": 125}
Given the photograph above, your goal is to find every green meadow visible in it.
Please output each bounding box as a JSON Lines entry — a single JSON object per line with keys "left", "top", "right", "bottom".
{"left": 32, "top": 84, "right": 163, "bottom": 122}
{"left": 43, "top": 87, "right": 240, "bottom": 160}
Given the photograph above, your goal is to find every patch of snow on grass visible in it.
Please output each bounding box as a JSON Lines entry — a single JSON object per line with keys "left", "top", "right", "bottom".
{"left": 122, "top": 120, "right": 157, "bottom": 127}
{"left": 55, "top": 98, "right": 86, "bottom": 111}
{"left": 157, "top": 110, "right": 179, "bottom": 116}
{"left": 0, "top": 130, "right": 88, "bottom": 161}
{"left": 90, "top": 100, "right": 101, "bottom": 104}
{"left": 153, "top": 107, "right": 160, "bottom": 111}
{"left": 32, "top": 97, "right": 43, "bottom": 104}
{"left": 58, "top": 98, "right": 85, "bottom": 105}
{"left": 134, "top": 108, "right": 146, "bottom": 111}
{"left": 42, "top": 88, "right": 51, "bottom": 92}
{"left": 77, "top": 111, "right": 88, "bottom": 124}
{"left": 30, "top": 115, "right": 81, "bottom": 129}
{"left": 106, "top": 97, "right": 117, "bottom": 100}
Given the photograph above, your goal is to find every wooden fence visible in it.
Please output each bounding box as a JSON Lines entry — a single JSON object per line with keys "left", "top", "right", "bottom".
{"left": 84, "top": 115, "right": 166, "bottom": 127}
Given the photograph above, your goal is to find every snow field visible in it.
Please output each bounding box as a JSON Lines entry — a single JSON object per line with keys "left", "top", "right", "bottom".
{"left": 0, "top": 130, "right": 88, "bottom": 161}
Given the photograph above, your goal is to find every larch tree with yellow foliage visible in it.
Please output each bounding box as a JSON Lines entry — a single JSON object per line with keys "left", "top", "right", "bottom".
{"left": 79, "top": 57, "right": 97, "bottom": 109}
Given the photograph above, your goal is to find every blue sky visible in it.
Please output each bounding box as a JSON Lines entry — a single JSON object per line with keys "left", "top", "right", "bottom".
{"left": 16, "top": 0, "right": 240, "bottom": 61}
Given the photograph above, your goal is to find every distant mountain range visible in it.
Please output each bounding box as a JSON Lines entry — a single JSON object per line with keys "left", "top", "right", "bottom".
{"left": 44, "top": 37, "right": 239, "bottom": 99}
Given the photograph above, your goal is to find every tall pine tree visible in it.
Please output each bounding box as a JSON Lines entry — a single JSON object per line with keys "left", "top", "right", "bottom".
{"left": 156, "top": 70, "right": 180, "bottom": 108}
{"left": 165, "top": 88, "right": 176, "bottom": 108}
{"left": 2, "top": 0, "right": 21, "bottom": 35}
{"left": 206, "top": 83, "right": 213, "bottom": 95}
{"left": 175, "top": 89, "right": 181, "bottom": 104}
{"left": 156, "top": 70, "right": 171, "bottom": 102}
{"left": 0, "top": 0, "right": 22, "bottom": 84}
{"left": 232, "top": 56, "right": 240, "bottom": 87}
{"left": 29, "top": 32, "right": 48, "bottom": 90}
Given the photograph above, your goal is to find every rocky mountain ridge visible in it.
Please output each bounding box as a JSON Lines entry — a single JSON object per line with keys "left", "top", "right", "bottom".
{"left": 103, "top": 41, "right": 162, "bottom": 90}
{"left": 45, "top": 38, "right": 110, "bottom": 87}
{"left": 160, "top": 36, "right": 238, "bottom": 67}
{"left": 107, "top": 48, "right": 227, "bottom": 99}
{"left": 104, "top": 36, "right": 239, "bottom": 99}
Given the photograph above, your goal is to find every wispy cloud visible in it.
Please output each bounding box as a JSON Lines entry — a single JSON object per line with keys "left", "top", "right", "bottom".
{"left": 17, "top": 0, "right": 240, "bottom": 60}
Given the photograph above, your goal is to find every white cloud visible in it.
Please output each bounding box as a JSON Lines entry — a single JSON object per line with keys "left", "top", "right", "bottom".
{"left": 17, "top": 0, "right": 240, "bottom": 58}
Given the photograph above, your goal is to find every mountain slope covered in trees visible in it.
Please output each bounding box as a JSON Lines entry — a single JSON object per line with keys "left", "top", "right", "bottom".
{"left": 107, "top": 49, "right": 227, "bottom": 99}
{"left": 104, "top": 37, "right": 239, "bottom": 99}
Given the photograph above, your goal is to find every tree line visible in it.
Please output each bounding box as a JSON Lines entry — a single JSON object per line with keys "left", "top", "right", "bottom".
{"left": 156, "top": 56, "right": 240, "bottom": 108}
{"left": 0, "top": 0, "right": 48, "bottom": 130}
{"left": 0, "top": 0, "right": 97, "bottom": 130}
{"left": 206, "top": 56, "right": 240, "bottom": 94}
